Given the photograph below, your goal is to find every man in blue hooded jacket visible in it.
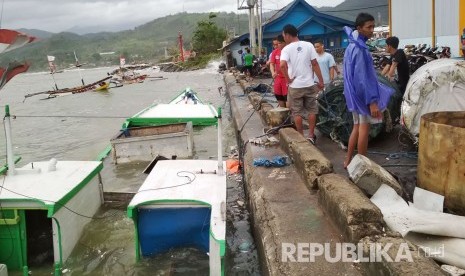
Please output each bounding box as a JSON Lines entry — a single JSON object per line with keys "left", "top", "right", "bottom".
{"left": 343, "top": 13, "right": 393, "bottom": 168}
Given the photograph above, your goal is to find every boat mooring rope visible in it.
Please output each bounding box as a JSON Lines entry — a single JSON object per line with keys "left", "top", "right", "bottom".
{"left": 0, "top": 182, "right": 119, "bottom": 220}
{"left": 136, "top": 171, "right": 196, "bottom": 194}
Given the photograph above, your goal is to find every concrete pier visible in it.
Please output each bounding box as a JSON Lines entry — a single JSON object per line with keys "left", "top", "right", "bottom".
{"left": 224, "top": 71, "right": 443, "bottom": 275}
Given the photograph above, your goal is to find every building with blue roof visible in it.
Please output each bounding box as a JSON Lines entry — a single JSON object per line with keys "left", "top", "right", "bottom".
{"left": 222, "top": 0, "right": 355, "bottom": 67}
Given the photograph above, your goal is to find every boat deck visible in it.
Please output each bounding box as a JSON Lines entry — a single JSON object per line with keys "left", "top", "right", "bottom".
{"left": 127, "top": 159, "right": 226, "bottom": 244}
{"left": 123, "top": 89, "right": 219, "bottom": 127}
{"left": 0, "top": 161, "right": 102, "bottom": 213}
{"left": 126, "top": 103, "right": 218, "bottom": 127}
{"left": 140, "top": 104, "right": 216, "bottom": 118}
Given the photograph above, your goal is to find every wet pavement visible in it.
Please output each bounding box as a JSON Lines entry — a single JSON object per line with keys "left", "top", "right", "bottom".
{"left": 244, "top": 76, "right": 419, "bottom": 202}
{"left": 227, "top": 73, "right": 363, "bottom": 275}
{"left": 313, "top": 125, "right": 418, "bottom": 201}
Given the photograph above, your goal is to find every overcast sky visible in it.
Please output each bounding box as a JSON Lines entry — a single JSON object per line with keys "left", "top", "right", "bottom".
{"left": 1, "top": 0, "right": 345, "bottom": 34}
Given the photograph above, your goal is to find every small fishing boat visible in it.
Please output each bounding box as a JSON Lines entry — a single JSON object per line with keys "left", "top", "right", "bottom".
{"left": 127, "top": 108, "right": 225, "bottom": 276}
{"left": 122, "top": 74, "right": 147, "bottom": 84}
{"left": 0, "top": 106, "right": 103, "bottom": 273}
{"left": 108, "top": 74, "right": 147, "bottom": 86}
{"left": 123, "top": 88, "right": 218, "bottom": 128}
{"left": 24, "top": 76, "right": 112, "bottom": 99}
{"left": 109, "top": 78, "right": 124, "bottom": 88}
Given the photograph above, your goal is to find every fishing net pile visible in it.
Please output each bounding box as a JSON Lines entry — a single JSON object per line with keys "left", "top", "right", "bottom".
{"left": 317, "top": 73, "right": 403, "bottom": 145}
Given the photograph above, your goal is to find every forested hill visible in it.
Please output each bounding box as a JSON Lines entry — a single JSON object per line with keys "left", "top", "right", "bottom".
{"left": 1, "top": 12, "right": 249, "bottom": 72}
{"left": 3, "top": 0, "right": 388, "bottom": 72}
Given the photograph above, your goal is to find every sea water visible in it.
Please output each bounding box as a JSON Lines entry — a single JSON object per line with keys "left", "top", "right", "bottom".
{"left": 0, "top": 64, "right": 260, "bottom": 275}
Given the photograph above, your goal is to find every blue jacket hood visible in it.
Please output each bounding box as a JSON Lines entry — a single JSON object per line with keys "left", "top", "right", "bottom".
{"left": 344, "top": 26, "right": 368, "bottom": 50}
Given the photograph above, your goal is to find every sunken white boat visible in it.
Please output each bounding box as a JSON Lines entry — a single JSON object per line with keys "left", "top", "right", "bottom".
{"left": 123, "top": 88, "right": 218, "bottom": 128}
{"left": 0, "top": 106, "right": 103, "bottom": 273}
{"left": 127, "top": 108, "right": 226, "bottom": 276}
{"left": 110, "top": 122, "right": 194, "bottom": 164}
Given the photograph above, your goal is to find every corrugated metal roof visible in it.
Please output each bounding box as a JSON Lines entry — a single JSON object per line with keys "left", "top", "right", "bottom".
{"left": 264, "top": 0, "right": 354, "bottom": 27}
{"left": 220, "top": 33, "right": 249, "bottom": 51}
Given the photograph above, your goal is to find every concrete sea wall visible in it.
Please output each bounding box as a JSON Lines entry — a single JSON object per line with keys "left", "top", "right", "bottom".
{"left": 223, "top": 72, "right": 444, "bottom": 276}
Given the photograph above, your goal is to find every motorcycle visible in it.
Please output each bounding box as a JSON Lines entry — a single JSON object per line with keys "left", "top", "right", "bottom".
{"left": 251, "top": 58, "right": 271, "bottom": 78}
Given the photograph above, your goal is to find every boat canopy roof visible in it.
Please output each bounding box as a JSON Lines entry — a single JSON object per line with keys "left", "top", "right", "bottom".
{"left": 0, "top": 160, "right": 102, "bottom": 216}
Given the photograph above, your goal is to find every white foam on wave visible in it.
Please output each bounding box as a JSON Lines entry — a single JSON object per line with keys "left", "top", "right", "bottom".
{"left": 200, "top": 59, "right": 224, "bottom": 75}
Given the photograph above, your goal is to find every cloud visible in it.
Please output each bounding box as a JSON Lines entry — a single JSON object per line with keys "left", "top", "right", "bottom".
{"left": 1, "top": 0, "right": 343, "bottom": 34}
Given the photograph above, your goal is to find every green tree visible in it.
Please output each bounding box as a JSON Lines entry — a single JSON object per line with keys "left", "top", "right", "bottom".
{"left": 192, "top": 19, "right": 227, "bottom": 54}
{"left": 209, "top": 12, "right": 217, "bottom": 20}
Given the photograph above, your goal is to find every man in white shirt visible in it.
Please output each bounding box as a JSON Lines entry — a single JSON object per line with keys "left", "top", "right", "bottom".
{"left": 314, "top": 39, "right": 337, "bottom": 88}
{"left": 280, "top": 24, "right": 324, "bottom": 144}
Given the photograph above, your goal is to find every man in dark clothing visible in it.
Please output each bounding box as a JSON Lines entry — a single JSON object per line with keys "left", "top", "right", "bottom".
{"left": 382, "top": 36, "right": 410, "bottom": 94}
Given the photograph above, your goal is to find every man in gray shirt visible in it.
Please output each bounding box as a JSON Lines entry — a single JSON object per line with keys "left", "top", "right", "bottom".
{"left": 314, "top": 39, "right": 337, "bottom": 89}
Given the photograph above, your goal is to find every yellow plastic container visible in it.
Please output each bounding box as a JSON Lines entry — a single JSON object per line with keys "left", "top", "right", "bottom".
{"left": 417, "top": 112, "right": 465, "bottom": 214}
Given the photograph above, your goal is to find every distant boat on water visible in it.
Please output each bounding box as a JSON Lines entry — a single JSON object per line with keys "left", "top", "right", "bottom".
{"left": 24, "top": 52, "right": 111, "bottom": 99}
